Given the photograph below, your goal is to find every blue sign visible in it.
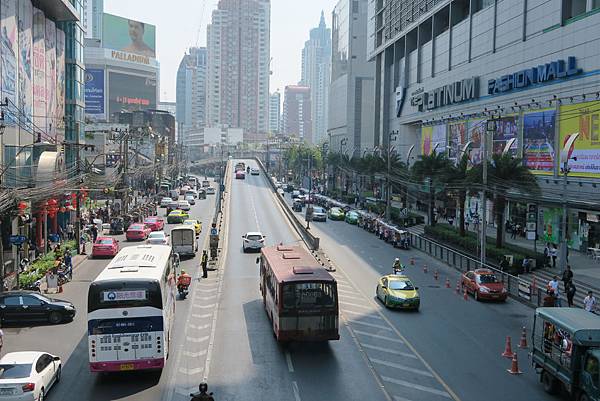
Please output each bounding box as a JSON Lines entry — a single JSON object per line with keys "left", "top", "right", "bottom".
{"left": 210, "top": 228, "right": 218, "bottom": 236}
{"left": 9, "top": 235, "right": 26, "bottom": 246}
{"left": 85, "top": 68, "right": 105, "bottom": 115}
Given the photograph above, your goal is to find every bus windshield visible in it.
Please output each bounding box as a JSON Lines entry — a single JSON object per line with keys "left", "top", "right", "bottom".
{"left": 88, "top": 280, "right": 163, "bottom": 313}
{"left": 282, "top": 282, "right": 336, "bottom": 310}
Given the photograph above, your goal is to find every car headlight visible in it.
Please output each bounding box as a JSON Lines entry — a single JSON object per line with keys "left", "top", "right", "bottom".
{"left": 64, "top": 305, "right": 75, "bottom": 311}
{"left": 479, "top": 287, "right": 490, "bottom": 293}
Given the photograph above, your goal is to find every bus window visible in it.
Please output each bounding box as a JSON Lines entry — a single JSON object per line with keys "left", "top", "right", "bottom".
{"left": 283, "top": 282, "right": 336, "bottom": 309}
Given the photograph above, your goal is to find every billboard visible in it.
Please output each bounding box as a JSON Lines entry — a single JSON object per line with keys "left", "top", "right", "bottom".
{"left": 522, "top": 109, "right": 556, "bottom": 174}
{"left": 492, "top": 115, "right": 519, "bottom": 156}
{"left": 85, "top": 69, "right": 105, "bottom": 118}
{"left": 0, "top": 0, "right": 18, "bottom": 127}
{"left": 560, "top": 101, "right": 600, "bottom": 177}
{"left": 108, "top": 71, "right": 157, "bottom": 116}
{"left": 33, "top": 7, "right": 46, "bottom": 137}
{"left": 467, "top": 119, "right": 485, "bottom": 165}
{"left": 102, "top": 13, "right": 156, "bottom": 58}
{"left": 56, "top": 28, "right": 66, "bottom": 142}
{"left": 421, "top": 124, "right": 446, "bottom": 156}
{"left": 18, "top": 0, "right": 34, "bottom": 134}
{"left": 45, "top": 18, "right": 56, "bottom": 138}
{"left": 448, "top": 121, "right": 467, "bottom": 162}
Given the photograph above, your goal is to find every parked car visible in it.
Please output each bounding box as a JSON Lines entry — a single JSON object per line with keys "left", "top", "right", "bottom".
{"left": 177, "top": 200, "right": 191, "bottom": 211}
{"left": 143, "top": 216, "right": 164, "bottom": 231}
{"left": 328, "top": 207, "right": 345, "bottom": 221}
{"left": 376, "top": 274, "right": 420, "bottom": 310}
{"left": 0, "top": 291, "right": 76, "bottom": 324}
{"left": 461, "top": 270, "right": 508, "bottom": 301}
{"left": 345, "top": 211, "right": 360, "bottom": 225}
{"left": 126, "top": 223, "right": 152, "bottom": 241}
{"left": 0, "top": 351, "right": 62, "bottom": 400}
{"left": 167, "top": 210, "right": 189, "bottom": 224}
{"left": 91, "top": 237, "right": 119, "bottom": 258}
{"left": 311, "top": 206, "right": 327, "bottom": 222}
{"left": 206, "top": 187, "right": 216, "bottom": 195}
{"left": 160, "top": 197, "right": 173, "bottom": 208}
{"left": 183, "top": 219, "right": 202, "bottom": 236}
{"left": 250, "top": 168, "right": 260, "bottom": 175}
{"left": 185, "top": 195, "right": 196, "bottom": 205}
{"left": 146, "top": 231, "right": 170, "bottom": 245}
{"left": 242, "top": 232, "right": 266, "bottom": 252}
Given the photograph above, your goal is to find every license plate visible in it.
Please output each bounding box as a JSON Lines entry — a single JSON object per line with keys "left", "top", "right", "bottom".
{"left": 491, "top": 294, "right": 499, "bottom": 298}
{"left": 120, "top": 363, "right": 134, "bottom": 371}
{"left": 0, "top": 389, "right": 14, "bottom": 395}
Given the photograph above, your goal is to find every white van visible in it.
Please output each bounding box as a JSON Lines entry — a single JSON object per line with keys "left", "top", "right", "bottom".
{"left": 170, "top": 226, "right": 197, "bottom": 257}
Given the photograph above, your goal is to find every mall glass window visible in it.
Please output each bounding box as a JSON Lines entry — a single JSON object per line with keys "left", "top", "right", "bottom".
{"left": 472, "top": 0, "right": 495, "bottom": 13}
{"left": 564, "top": 0, "right": 587, "bottom": 19}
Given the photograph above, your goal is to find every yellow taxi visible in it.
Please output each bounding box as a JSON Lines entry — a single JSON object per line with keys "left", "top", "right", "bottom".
{"left": 167, "top": 209, "right": 189, "bottom": 224}
{"left": 376, "top": 274, "right": 420, "bottom": 310}
{"left": 183, "top": 219, "right": 202, "bottom": 236}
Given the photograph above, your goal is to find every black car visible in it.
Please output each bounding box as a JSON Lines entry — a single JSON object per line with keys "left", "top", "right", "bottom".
{"left": 0, "top": 291, "right": 76, "bottom": 325}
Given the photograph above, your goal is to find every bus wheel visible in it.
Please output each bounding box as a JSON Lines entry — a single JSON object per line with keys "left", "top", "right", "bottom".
{"left": 542, "top": 370, "right": 559, "bottom": 394}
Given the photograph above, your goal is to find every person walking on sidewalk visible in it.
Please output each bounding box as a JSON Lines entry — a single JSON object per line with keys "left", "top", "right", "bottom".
{"left": 64, "top": 249, "right": 73, "bottom": 279}
{"left": 562, "top": 265, "right": 573, "bottom": 292}
{"left": 201, "top": 250, "right": 208, "bottom": 278}
{"left": 544, "top": 243, "right": 551, "bottom": 267}
{"left": 547, "top": 276, "right": 561, "bottom": 306}
{"left": 66, "top": 223, "right": 74, "bottom": 241}
{"left": 566, "top": 282, "right": 577, "bottom": 307}
{"left": 584, "top": 291, "right": 597, "bottom": 313}
{"left": 550, "top": 244, "right": 558, "bottom": 268}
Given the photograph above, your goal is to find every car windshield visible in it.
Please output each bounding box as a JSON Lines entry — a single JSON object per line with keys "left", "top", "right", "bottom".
{"left": 313, "top": 207, "right": 324, "bottom": 213}
{"left": 478, "top": 274, "right": 499, "bottom": 284}
{"left": 129, "top": 225, "right": 143, "bottom": 230}
{"left": 145, "top": 219, "right": 156, "bottom": 223}
{"left": 97, "top": 239, "right": 113, "bottom": 244}
{"left": 148, "top": 232, "right": 165, "bottom": 239}
{"left": 247, "top": 234, "right": 263, "bottom": 241}
{"left": 389, "top": 280, "right": 415, "bottom": 290}
{"left": 0, "top": 363, "right": 32, "bottom": 379}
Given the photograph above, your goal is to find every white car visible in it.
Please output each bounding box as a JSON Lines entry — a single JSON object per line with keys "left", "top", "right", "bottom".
{"left": 147, "top": 231, "right": 170, "bottom": 245}
{"left": 185, "top": 190, "right": 198, "bottom": 199}
{"left": 185, "top": 195, "right": 196, "bottom": 205}
{"left": 160, "top": 197, "right": 173, "bottom": 208}
{"left": 0, "top": 351, "right": 62, "bottom": 401}
{"left": 206, "top": 187, "right": 216, "bottom": 195}
{"left": 101, "top": 223, "right": 111, "bottom": 234}
{"left": 242, "top": 232, "right": 266, "bottom": 252}
{"left": 177, "top": 200, "right": 191, "bottom": 211}
{"left": 250, "top": 168, "right": 260, "bottom": 175}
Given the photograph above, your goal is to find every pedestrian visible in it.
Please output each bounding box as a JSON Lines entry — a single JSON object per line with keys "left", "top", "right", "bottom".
{"left": 64, "top": 249, "right": 73, "bottom": 279}
{"left": 550, "top": 244, "right": 558, "bottom": 268}
{"left": 201, "top": 250, "right": 208, "bottom": 278}
{"left": 80, "top": 232, "right": 87, "bottom": 255}
{"left": 522, "top": 257, "right": 531, "bottom": 274}
{"left": 500, "top": 256, "right": 509, "bottom": 272}
{"left": 0, "top": 323, "right": 4, "bottom": 355}
{"left": 547, "top": 276, "right": 561, "bottom": 306}
{"left": 584, "top": 291, "right": 597, "bottom": 313}
{"left": 511, "top": 224, "right": 517, "bottom": 239}
{"left": 66, "top": 223, "right": 74, "bottom": 241}
{"left": 566, "top": 282, "right": 576, "bottom": 307}
{"left": 448, "top": 216, "right": 454, "bottom": 226}
{"left": 544, "top": 243, "right": 550, "bottom": 267}
{"left": 465, "top": 219, "right": 469, "bottom": 231}
{"left": 562, "top": 265, "right": 573, "bottom": 291}
{"left": 91, "top": 224, "right": 98, "bottom": 243}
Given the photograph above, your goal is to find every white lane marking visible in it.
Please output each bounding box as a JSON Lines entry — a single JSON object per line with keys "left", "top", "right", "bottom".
{"left": 186, "top": 335, "right": 210, "bottom": 343}
{"left": 188, "top": 323, "right": 211, "bottom": 330}
{"left": 393, "top": 396, "right": 415, "bottom": 401}
{"left": 175, "top": 386, "right": 197, "bottom": 397}
{"left": 178, "top": 366, "right": 204, "bottom": 376}
{"left": 248, "top": 180, "right": 261, "bottom": 231}
{"left": 339, "top": 301, "right": 373, "bottom": 310}
{"left": 183, "top": 350, "right": 207, "bottom": 358}
{"left": 350, "top": 320, "right": 393, "bottom": 331}
{"left": 370, "top": 358, "right": 434, "bottom": 377}
{"left": 191, "top": 313, "right": 213, "bottom": 319}
{"left": 342, "top": 309, "right": 384, "bottom": 320}
{"left": 337, "top": 288, "right": 357, "bottom": 296}
{"left": 381, "top": 376, "right": 452, "bottom": 398}
{"left": 353, "top": 330, "right": 404, "bottom": 344}
{"left": 196, "top": 295, "right": 217, "bottom": 300}
{"left": 286, "top": 351, "right": 294, "bottom": 373}
{"left": 292, "top": 381, "right": 301, "bottom": 401}
{"left": 198, "top": 287, "right": 218, "bottom": 292}
{"left": 193, "top": 304, "right": 216, "bottom": 309}
{"left": 361, "top": 343, "right": 417, "bottom": 359}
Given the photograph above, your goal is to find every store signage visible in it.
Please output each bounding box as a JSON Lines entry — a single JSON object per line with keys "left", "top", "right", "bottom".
{"left": 410, "top": 77, "right": 479, "bottom": 112}
{"left": 487, "top": 56, "right": 582, "bottom": 95}
{"left": 395, "top": 85, "right": 406, "bottom": 117}
{"left": 111, "top": 50, "right": 150, "bottom": 65}
{"left": 9, "top": 235, "right": 27, "bottom": 246}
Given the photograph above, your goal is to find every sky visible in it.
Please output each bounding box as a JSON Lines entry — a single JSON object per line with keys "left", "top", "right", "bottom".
{"left": 104, "top": 0, "right": 339, "bottom": 103}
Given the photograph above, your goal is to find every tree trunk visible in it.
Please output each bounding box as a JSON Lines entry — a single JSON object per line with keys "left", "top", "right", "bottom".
{"left": 459, "top": 190, "right": 466, "bottom": 237}
{"left": 495, "top": 195, "right": 506, "bottom": 249}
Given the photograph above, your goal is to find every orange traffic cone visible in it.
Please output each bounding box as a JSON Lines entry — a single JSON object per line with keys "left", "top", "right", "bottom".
{"left": 502, "top": 336, "right": 514, "bottom": 358}
{"left": 456, "top": 281, "right": 461, "bottom": 294}
{"left": 518, "top": 327, "right": 528, "bottom": 349}
{"left": 433, "top": 270, "right": 439, "bottom": 280}
{"left": 445, "top": 278, "right": 450, "bottom": 288}
{"left": 507, "top": 353, "right": 522, "bottom": 375}
{"left": 423, "top": 264, "right": 428, "bottom": 274}
{"left": 463, "top": 288, "right": 468, "bottom": 301}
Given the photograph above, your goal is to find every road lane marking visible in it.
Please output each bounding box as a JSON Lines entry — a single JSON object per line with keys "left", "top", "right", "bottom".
{"left": 198, "top": 288, "right": 218, "bottom": 293}
{"left": 370, "top": 358, "right": 434, "bottom": 377}
{"left": 183, "top": 350, "right": 207, "bottom": 358}
{"left": 292, "top": 381, "right": 301, "bottom": 401}
{"left": 286, "top": 351, "right": 294, "bottom": 373}
{"left": 193, "top": 303, "right": 216, "bottom": 309}
{"left": 191, "top": 313, "right": 213, "bottom": 319}
{"left": 197, "top": 295, "right": 217, "bottom": 300}
{"left": 381, "top": 376, "right": 451, "bottom": 398}
{"left": 350, "top": 320, "right": 393, "bottom": 331}
{"left": 186, "top": 335, "right": 210, "bottom": 343}
{"left": 393, "top": 396, "right": 415, "bottom": 401}
{"left": 342, "top": 309, "right": 384, "bottom": 320}
{"left": 178, "top": 366, "right": 204, "bottom": 376}
{"left": 188, "top": 323, "right": 211, "bottom": 330}
{"left": 339, "top": 301, "right": 373, "bottom": 310}
{"left": 353, "top": 330, "right": 404, "bottom": 343}
{"left": 361, "top": 343, "right": 417, "bottom": 359}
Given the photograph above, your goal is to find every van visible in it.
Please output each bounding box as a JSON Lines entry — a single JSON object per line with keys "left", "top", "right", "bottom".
{"left": 170, "top": 226, "right": 197, "bottom": 257}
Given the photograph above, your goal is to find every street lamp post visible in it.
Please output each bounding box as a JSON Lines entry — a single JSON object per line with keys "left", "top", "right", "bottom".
{"left": 559, "top": 133, "right": 579, "bottom": 275}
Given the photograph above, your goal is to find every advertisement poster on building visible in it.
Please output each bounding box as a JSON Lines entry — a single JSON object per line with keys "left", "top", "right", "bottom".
{"left": 45, "top": 18, "right": 56, "bottom": 138}
{"left": 560, "top": 101, "right": 600, "bottom": 178}
{"left": 84, "top": 69, "right": 105, "bottom": 119}
{"left": 522, "top": 109, "right": 556, "bottom": 174}
{"left": 0, "top": 0, "right": 18, "bottom": 128}
{"left": 448, "top": 121, "right": 467, "bottom": 162}
{"left": 33, "top": 8, "right": 46, "bottom": 137}
{"left": 492, "top": 115, "right": 519, "bottom": 156}
{"left": 108, "top": 71, "right": 157, "bottom": 116}
{"left": 102, "top": 13, "right": 156, "bottom": 58}
{"left": 467, "top": 119, "right": 485, "bottom": 165}
{"left": 420, "top": 124, "right": 446, "bottom": 156}
{"left": 18, "top": 0, "right": 33, "bottom": 134}
{"left": 542, "top": 208, "right": 561, "bottom": 244}
{"left": 56, "top": 29, "right": 65, "bottom": 143}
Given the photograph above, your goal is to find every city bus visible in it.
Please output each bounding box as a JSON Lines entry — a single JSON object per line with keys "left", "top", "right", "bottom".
{"left": 87, "top": 245, "right": 178, "bottom": 372}
{"left": 258, "top": 244, "right": 339, "bottom": 342}
{"left": 187, "top": 176, "right": 198, "bottom": 189}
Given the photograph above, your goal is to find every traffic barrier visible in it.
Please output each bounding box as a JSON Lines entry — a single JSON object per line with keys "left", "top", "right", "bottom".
{"left": 456, "top": 280, "right": 461, "bottom": 294}
{"left": 507, "top": 353, "right": 522, "bottom": 375}
{"left": 502, "top": 336, "right": 514, "bottom": 358}
{"left": 423, "top": 264, "right": 428, "bottom": 274}
{"left": 433, "top": 270, "right": 439, "bottom": 281}
{"left": 518, "top": 327, "right": 528, "bottom": 349}
{"left": 445, "top": 278, "right": 450, "bottom": 288}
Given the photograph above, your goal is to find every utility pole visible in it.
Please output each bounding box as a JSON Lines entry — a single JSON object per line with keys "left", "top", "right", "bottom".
{"left": 481, "top": 120, "right": 495, "bottom": 267}
{"left": 385, "top": 131, "right": 398, "bottom": 221}
{"left": 75, "top": 143, "right": 82, "bottom": 255}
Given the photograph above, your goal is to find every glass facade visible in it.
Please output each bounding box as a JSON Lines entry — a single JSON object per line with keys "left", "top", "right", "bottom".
{"left": 332, "top": 0, "right": 349, "bottom": 81}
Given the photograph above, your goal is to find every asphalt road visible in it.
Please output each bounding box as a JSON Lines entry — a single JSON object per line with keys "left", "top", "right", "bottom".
{"left": 286, "top": 196, "right": 563, "bottom": 401}
{"left": 4, "top": 181, "right": 217, "bottom": 401}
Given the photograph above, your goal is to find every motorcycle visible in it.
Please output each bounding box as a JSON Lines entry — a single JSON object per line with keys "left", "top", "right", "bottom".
{"left": 178, "top": 284, "right": 189, "bottom": 299}
{"left": 23, "top": 279, "right": 42, "bottom": 292}
{"left": 190, "top": 383, "right": 214, "bottom": 401}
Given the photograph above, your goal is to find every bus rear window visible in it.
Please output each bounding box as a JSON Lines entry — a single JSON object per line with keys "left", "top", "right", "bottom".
{"left": 88, "top": 316, "right": 164, "bottom": 335}
{"left": 88, "top": 280, "right": 162, "bottom": 312}
{"left": 282, "top": 282, "right": 336, "bottom": 309}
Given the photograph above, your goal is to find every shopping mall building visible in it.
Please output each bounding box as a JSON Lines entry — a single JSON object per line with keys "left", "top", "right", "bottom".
{"left": 369, "top": 0, "right": 600, "bottom": 252}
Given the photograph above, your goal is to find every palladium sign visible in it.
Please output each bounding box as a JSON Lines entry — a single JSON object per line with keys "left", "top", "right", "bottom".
{"left": 410, "top": 77, "right": 479, "bottom": 112}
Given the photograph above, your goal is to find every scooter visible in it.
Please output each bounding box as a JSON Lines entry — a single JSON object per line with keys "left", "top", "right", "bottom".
{"left": 190, "top": 383, "right": 214, "bottom": 401}
{"left": 178, "top": 284, "right": 189, "bottom": 299}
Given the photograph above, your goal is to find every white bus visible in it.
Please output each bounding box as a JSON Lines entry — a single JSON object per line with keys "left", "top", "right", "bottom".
{"left": 87, "top": 245, "right": 178, "bottom": 372}
{"left": 187, "top": 176, "right": 198, "bottom": 189}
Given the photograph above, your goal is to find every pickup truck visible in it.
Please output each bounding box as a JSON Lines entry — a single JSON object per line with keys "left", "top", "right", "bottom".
{"left": 532, "top": 307, "right": 600, "bottom": 401}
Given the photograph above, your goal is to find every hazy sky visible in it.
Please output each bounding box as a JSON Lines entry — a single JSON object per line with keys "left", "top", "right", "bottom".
{"left": 104, "top": 0, "right": 339, "bottom": 102}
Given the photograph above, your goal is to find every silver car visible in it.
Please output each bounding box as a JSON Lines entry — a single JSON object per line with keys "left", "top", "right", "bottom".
{"left": 311, "top": 206, "right": 327, "bottom": 222}
{"left": 242, "top": 232, "right": 266, "bottom": 252}
{"left": 185, "top": 195, "right": 196, "bottom": 205}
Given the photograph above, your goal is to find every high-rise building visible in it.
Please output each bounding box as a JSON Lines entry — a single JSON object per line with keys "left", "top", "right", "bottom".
{"left": 328, "top": 0, "right": 375, "bottom": 156}
{"left": 206, "top": 0, "right": 271, "bottom": 141}
{"left": 268, "top": 91, "right": 281, "bottom": 134}
{"left": 176, "top": 47, "right": 207, "bottom": 144}
{"left": 283, "top": 86, "right": 312, "bottom": 141}
{"left": 301, "top": 11, "right": 331, "bottom": 144}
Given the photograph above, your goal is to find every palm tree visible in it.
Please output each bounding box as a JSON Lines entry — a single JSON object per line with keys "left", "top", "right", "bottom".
{"left": 446, "top": 153, "right": 470, "bottom": 236}
{"left": 411, "top": 152, "right": 454, "bottom": 226}
{"left": 468, "top": 153, "right": 540, "bottom": 248}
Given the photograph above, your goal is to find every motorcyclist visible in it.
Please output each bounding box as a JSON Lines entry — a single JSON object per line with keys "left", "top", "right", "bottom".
{"left": 392, "top": 258, "right": 404, "bottom": 275}
{"left": 177, "top": 269, "right": 192, "bottom": 292}
{"left": 190, "top": 382, "right": 214, "bottom": 401}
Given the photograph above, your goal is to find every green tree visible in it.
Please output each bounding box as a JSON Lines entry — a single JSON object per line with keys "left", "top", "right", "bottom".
{"left": 411, "top": 152, "right": 454, "bottom": 226}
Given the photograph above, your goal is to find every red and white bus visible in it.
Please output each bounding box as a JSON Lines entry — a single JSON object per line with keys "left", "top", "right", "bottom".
{"left": 258, "top": 244, "right": 339, "bottom": 342}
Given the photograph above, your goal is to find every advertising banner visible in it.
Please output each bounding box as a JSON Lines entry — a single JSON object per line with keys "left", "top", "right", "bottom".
{"left": 467, "top": 119, "right": 485, "bottom": 165}
{"left": 0, "top": 0, "right": 18, "bottom": 127}
{"left": 108, "top": 71, "right": 157, "bottom": 116}
{"left": 45, "top": 18, "right": 56, "bottom": 138}
{"left": 492, "top": 115, "right": 519, "bottom": 156}
{"left": 523, "top": 109, "right": 556, "bottom": 174}
{"left": 542, "top": 208, "right": 561, "bottom": 244}
{"left": 102, "top": 13, "right": 156, "bottom": 58}
{"left": 33, "top": 8, "right": 46, "bottom": 137}
{"left": 84, "top": 69, "right": 105, "bottom": 118}
{"left": 560, "top": 101, "right": 600, "bottom": 177}
{"left": 448, "top": 121, "right": 467, "bottom": 162}
{"left": 420, "top": 124, "right": 446, "bottom": 156}
{"left": 18, "top": 0, "right": 34, "bottom": 134}
{"left": 56, "top": 28, "right": 65, "bottom": 143}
